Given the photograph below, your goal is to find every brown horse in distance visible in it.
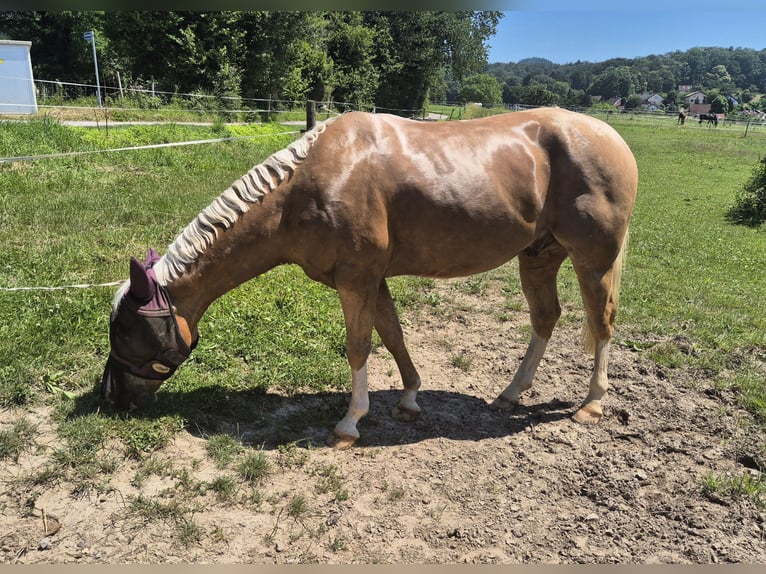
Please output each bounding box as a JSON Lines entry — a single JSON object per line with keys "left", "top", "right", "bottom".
{"left": 103, "top": 108, "right": 638, "bottom": 449}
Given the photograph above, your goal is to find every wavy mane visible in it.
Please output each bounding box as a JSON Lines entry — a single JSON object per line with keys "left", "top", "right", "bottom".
{"left": 154, "top": 118, "right": 336, "bottom": 284}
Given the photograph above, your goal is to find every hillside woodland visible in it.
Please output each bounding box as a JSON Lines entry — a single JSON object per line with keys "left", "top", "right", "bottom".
{"left": 1, "top": 11, "right": 765, "bottom": 115}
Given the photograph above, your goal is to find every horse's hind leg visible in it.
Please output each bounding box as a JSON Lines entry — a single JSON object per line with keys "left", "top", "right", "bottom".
{"left": 493, "top": 240, "right": 567, "bottom": 409}
{"left": 374, "top": 279, "right": 422, "bottom": 422}
{"left": 569, "top": 251, "right": 623, "bottom": 424}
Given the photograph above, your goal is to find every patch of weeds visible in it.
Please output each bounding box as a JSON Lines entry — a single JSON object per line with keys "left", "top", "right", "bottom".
{"left": 0, "top": 366, "right": 35, "bottom": 407}
{"left": 247, "top": 488, "right": 264, "bottom": 509}
{"left": 131, "top": 455, "right": 170, "bottom": 488}
{"left": 127, "top": 493, "right": 204, "bottom": 546}
{"left": 329, "top": 536, "right": 348, "bottom": 552}
{"left": 206, "top": 434, "right": 243, "bottom": 468}
{"left": 457, "top": 273, "right": 488, "bottom": 296}
{"left": 702, "top": 470, "right": 766, "bottom": 508}
{"left": 313, "top": 463, "right": 348, "bottom": 501}
{"left": 119, "top": 416, "right": 185, "bottom": 459}
{"left": 210, "top": 524, "right": 228, "bottom": 544}
{"left": 178, "top": 517, "right": 204, "bottom": 546}
{"left": 389, "top": 487, "right": 406, "bottom": 501}
{"left": 237, "top": 451, "right": 271, "bottom": 484}
{"left": 277, "top": 441, "right": 311, "bottom": 468}
{"left": 26, "top": 464, "right": 63, "bottom": 488}
{"left": 387, "top": 485, "right": 407, "bottom": 501}
{"left": 287, "top": 494, "right": 309, "bottom": 519}
{"left": 450, "top": 351, "right": 473, "bottom": 372}
{"left": 0, "top": 418, "right": 37, "bottom": 462}
{"left": 208, "top": 475, "right": 239, "bottom": 503}
{"left": 647, "top": 340, "right": 691, "bottom": 369}
{"left": 52, "top": 415, "right": 113, "bottom": 489}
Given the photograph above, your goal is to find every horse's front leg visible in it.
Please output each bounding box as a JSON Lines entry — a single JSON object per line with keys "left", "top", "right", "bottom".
{"left": 326, "top": 273, "right": 379, "bottom": 449}
{"left": 374, "top": 279, "right": 421, "bottom": 422}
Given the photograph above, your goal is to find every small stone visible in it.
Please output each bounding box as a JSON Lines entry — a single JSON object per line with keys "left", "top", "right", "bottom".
{"left": 38, "top": 537, "right": 52, "bottom": 551}
{"left": 573, "top": 535, "right": 588, "bottom": 549}
{"left": 275, "top": 542, "right": 285, "bottom": 553}
{"left": 584, "top": 513, "right": 599, "bottom": 522}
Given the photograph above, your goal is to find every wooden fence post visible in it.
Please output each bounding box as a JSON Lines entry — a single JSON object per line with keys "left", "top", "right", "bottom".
{"left": 306, "top": 100, "right": 316, "bottom": 131}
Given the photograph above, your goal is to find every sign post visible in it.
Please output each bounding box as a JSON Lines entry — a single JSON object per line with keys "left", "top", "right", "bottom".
{"left": 83, "top": 30, "right": 102, "bottom": 108}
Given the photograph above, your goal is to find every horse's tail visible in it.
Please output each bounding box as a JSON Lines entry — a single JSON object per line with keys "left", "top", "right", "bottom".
{"left": 581, "top": 228, "right": 629, "bottom": 355}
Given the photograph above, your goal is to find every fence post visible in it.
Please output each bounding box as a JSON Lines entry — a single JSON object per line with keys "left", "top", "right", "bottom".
{"left": 306, "top": 100, "right": 316, "bottom": 131}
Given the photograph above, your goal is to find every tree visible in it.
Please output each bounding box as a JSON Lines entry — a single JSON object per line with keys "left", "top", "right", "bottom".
{"left": 459, "top": 74, "right": 502, "bottom": 105}
{"left": 587, "top": 66, "right": 636, "bottom": 99}
{"left": 623, "top": 94, "right": 644, "bottom": 110}
{"left": 0, "top": 11, "right": 105, "bottom": 90}
{"left": 364, "top": 11, "right": 500, "bottom": 113}
{"left": 326, "top": 12, "right": 378, "bottom": 106}
{"left": 710, "top": 94, "right": 729, "bottom": 114}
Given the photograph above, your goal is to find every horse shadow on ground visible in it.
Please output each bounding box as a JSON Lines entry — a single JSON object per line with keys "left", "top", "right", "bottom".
{"left": 72, "top": 384, "right": 576, "bottom": 450}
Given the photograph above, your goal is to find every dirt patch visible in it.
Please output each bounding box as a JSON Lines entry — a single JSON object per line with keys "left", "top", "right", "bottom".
{"left": 1, "top": 277, "right": 765, "bottom": 563}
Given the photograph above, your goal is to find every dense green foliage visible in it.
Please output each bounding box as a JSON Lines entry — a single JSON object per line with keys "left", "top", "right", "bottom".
{"left": 488, "top": 48, "right": 766, "bottom": 111}
{"left": 0, "top": 11, "right": 501, "bottom": 113}
{"left": 728, "top": 155, "right": 766, "bottom": 227}
{"left": 3, "top": 12, "right": 766, "bottom": 113}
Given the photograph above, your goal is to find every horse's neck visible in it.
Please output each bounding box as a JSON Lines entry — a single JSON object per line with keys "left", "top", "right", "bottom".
{"left": 163, "top": 192, "right": 288, "bottom": 329}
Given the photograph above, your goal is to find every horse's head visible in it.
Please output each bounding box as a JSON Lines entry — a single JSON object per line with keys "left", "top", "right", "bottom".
{"left": 101, "top": 249, "right": 196, "bottom": 410}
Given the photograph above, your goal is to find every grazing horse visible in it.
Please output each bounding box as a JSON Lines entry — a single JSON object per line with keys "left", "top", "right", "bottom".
{"left": 103, "top": 108, "right": 638, "bottom": 449}
{"left": 699, "top": 113, "right": 718, "bottom": 127}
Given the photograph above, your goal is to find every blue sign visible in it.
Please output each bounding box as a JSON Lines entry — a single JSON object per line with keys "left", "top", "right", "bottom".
{"left": 83, "top": 31, "right": 94, "bottom": 42}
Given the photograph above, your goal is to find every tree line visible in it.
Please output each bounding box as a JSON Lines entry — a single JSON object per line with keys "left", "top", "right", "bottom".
{"left": 484, "top": 47, "right": 766, "bottom": 113}
{"left": 0, "top": 11, "right": 501, "bottom": 113}
{"left": 3, "top": 12, "right": 765, "bottom": 115}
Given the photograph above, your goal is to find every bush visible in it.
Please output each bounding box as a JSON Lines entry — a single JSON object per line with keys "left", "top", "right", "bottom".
{"left": 727, "top": 155, "right": 766, "bottom": 227}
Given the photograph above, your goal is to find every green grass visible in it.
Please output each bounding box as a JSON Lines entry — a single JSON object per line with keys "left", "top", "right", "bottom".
{"left": 607, "top": 118, "right": 766, "bottom": 399}
{"left": 1, "top": 110, "right": 766, "bottom": 512}
{"left": 0, "top": 417, "right": 37, "bottom": 462}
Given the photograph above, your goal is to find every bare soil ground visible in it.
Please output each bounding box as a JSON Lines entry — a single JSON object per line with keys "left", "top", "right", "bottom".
{"left": 2, "top": 276, "right": 765, "bottom": 564}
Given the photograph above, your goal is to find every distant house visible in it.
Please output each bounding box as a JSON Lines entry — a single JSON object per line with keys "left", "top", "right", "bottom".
{"left": 608, "top": 97, "right": 623, "bottom": 108}
{"left": 684, "top": 91, "right": 706, "bottom": 105}
{"left": 727, "top": 95, "right": 739, "bottom": 107}
{"left": 678, "top": 85, "right": 693, "bottom": 93}
{"left": 641, "top": 93, "right": 664, "bottom": 110}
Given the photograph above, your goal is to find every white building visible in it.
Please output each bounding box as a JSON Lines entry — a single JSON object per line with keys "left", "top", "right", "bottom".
{"left": 0, "top": 40, "right": 37, "bottom": 114}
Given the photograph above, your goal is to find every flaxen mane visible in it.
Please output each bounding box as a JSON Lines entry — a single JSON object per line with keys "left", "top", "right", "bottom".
{"left": 154, "top": 117, "right": 337, "bottom": 284}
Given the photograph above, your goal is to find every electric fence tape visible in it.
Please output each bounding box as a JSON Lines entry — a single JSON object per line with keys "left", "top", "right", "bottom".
{"left": 0, "top": 131, "right": 301, "bottom": 164}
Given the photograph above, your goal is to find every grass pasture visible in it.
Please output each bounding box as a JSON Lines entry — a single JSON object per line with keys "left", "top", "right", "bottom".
{"left": 0, "top": 112, "right": 765, "bottom": 560}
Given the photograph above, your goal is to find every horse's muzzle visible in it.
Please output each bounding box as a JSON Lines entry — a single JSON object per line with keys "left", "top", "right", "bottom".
{"left": 101, "top": 358, "right": 160, "bottom": 411}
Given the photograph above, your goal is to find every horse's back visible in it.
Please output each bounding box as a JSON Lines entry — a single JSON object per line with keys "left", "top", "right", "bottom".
{"left": 288, "top": 109, "right": 636, "bottom": 280}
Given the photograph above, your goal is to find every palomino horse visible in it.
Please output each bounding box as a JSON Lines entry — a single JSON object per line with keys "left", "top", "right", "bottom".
{"left": 103, "top": 108, "right": 638, "bottom": 449}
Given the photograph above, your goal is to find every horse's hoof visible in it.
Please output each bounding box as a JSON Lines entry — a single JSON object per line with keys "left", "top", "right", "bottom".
{"left": 572, "top": 405, "right": 602, "bottom": 425}
{"left": 391, "top": 404, "right": 420, "bottom": 422}
{"left": 490, "top": 395, "right": 519, "bottom": 411}
{"left": 325, "top": 430, "right": 358, "bottom": 450}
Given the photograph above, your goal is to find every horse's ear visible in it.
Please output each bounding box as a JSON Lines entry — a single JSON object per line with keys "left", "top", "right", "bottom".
{"left": 129, "top": 256, "right": 154, "bottom": 302}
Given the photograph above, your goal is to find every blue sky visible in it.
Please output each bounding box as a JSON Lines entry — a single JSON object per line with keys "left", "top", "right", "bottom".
{"left": 487, "top": 7, "right": 766, "bottom": 65}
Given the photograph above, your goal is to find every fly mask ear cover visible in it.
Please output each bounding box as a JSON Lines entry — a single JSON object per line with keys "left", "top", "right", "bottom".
{"left": 107, "top": 249, "right": 195, "bottom": 383}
